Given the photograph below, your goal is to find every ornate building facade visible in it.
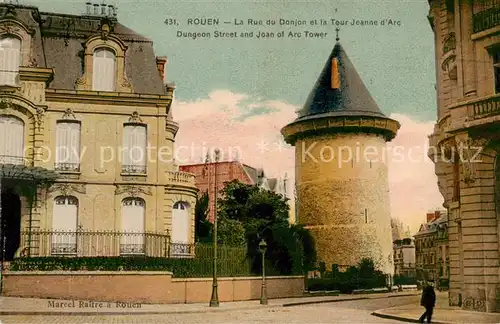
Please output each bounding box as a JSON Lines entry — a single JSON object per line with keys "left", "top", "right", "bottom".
{"left": 427, "top": 0, "right": 500, "bottom": 312}
{"left": 0, "top": 2, "right": 197, "bottom": 260}
{"left": 393, "top": 238, "right": 416, "bottom": 278}
{"left": 281, "top": 38, "right": 400, "bottom": 275}
{"left": 414, "top": 210, "right": 449, "bottom": 289}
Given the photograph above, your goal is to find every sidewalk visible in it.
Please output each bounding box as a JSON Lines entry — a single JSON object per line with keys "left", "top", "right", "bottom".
{"left": 372, "top": 292, "right": 500, "bottom": 323}
{"left": 0, "top": 291, "right": 418, "bottom": 316}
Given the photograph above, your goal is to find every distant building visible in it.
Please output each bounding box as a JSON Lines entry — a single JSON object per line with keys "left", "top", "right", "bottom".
{"left": 391, "top": 218, "right": 407, "bottom": 241}
{"left": 414, "top": 210, "right": 449, "bottom": 288}
{"left": 393, "top": 237, "right": 416, "bottom": 277}
{"left": 179, "top": 160, "right": 294, "bottom": 223}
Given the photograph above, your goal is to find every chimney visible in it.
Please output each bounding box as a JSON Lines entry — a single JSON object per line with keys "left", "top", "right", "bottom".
{"left": 86, "top": 2, "right": 92, "bottom": 15}
{"left": 426, "top": 210, "right": 441, "bottom": 223}
{"left": 93, "top": 3, "right": 99, "bottom": 15}
{"left": 156, "top": 56, "right": 168, "bottom": 81}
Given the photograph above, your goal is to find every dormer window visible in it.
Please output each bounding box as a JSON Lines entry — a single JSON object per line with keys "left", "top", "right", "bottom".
{"left": 0, "top": 36, "right": 21, "bottom": 86}
{"left": 92, "top": 48, "right": 116, "bottom": 91}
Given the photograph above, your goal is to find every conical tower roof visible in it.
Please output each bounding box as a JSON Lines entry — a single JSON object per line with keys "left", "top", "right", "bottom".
{"left": 297, "top": 42, "right": 387, "bottom": 120}
{"left": 281, "top": 40, "right": 400, "bottom": 145}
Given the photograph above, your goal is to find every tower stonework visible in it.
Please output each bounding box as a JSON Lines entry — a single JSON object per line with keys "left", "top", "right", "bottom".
{"left": 281, "top": 41, "right": 400, "bottom": 275}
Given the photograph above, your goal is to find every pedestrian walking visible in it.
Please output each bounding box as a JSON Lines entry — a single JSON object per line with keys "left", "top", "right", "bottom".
{"left": 419, "top": 281, "right": 436, "bottom": 323}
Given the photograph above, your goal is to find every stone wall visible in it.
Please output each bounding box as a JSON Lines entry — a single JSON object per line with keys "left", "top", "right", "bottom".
{"left": 3, "top": 271, "right": 304, "bottom": 304}
{"left": 295, "top": 133, "right": 393, "bottom": 274}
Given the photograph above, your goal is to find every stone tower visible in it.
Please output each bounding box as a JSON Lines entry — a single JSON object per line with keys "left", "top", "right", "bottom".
{"left": 281, "top": 39, "right": 400, "bottom": 275}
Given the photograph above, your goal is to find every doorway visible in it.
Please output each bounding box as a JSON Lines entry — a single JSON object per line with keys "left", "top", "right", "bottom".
{"left": 1, "top": 189, "right": 21, "bottom": 261}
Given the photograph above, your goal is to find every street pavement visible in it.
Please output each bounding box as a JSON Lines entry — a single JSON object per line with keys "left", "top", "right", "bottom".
{"left": 0, "top": 295, "right": 416, "bottom": 323}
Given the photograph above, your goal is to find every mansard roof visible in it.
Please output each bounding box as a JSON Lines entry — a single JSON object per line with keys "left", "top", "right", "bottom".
{"left": 0, "top": 4, "right": 164, "bottom": 94}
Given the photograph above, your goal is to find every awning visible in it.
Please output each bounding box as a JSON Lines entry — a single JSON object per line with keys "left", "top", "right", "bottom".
{"left": 0, "top": 164, "right": 59, "bottom": 183}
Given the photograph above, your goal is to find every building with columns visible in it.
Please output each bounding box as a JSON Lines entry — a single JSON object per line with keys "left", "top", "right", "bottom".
{"left": 0, "top": 2, "right": 197, "bottom": 260}
{"left": 281, "top": 38, "right": 400, "bottom": 276}
{"left": 427, "top": 0, "right": 500, "bottom": 312}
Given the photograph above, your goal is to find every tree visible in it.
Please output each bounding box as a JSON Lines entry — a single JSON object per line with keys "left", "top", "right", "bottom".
{"left": 218, "top": 179, "right": 316, "bottom": 275}
{"left": 218, "top": 218, "right": 246, "bottom": 247}
{"left": 194, "top": 191, "right": 212, "bottom": 242}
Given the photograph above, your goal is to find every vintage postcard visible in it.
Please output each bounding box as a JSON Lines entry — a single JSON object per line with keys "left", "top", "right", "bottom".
{"left": 0, "top": 0, "right": 495, "bottom": 322}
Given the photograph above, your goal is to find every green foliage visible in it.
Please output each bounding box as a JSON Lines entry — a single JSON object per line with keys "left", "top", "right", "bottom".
{"left": 218, "top": 218, "right": 246, "bottom": 247}
{"left": 217, "top": 179, "right": 314, "bottom": 276}
{"left": 11, "top": 244, "right": 252, "bottom": 278}
{"left": 309, "top": 259, "right": 388, "bottom": 293}
{"left": 195, "top": 191, "right": 212, "bottom": 243}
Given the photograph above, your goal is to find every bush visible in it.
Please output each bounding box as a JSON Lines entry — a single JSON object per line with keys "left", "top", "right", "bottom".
{"left": 11, "top": 244, "right": 253, "bottom": 278}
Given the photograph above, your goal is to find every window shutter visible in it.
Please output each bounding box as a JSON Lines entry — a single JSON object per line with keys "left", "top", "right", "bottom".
{"left": 93, "top": 49, "right": 116, "bottom": 91}
{"left": 0, "top": 48, "right": 6, "bottom": 85}
{"left": 136, "top": 126, "right": 146, "bottom": 167}
{"left": 123, "top": 126, "right": 132, "bottom": 166}
{"left": 172, "top": 202, "right": 189, "bottom": 244}
{"left": 5, "top": 47, "right": 20, "bottom": 85}
{"left": 0, "top": 37, "right": 20, "bottom": 86}
{"left": 93, "top": 56, "right": 105, "bottom": 91}
{"left": 55, "top": 123, "right": 66, "bottom": 163}
{"left": 121, "top": 199, "right": 145, "bottom": 253}
{"left": 52, "top": 197, "right": 78, "bottom": 253}
{"left": 0, "top": 117, "right": 24, "bottom": 164}
{"left": 104, "top": 54, "right": 116, "bottom": 91}
{"left": 69, "top": 122, "right": 81, "bottom": 164}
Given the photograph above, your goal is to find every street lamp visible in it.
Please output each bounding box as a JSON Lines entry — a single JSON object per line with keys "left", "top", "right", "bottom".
{"left": 259, "top": 238, "right": 268, "bottom": 305}
{"left": 209, "top": 148, "right": 221, "bottom": 307}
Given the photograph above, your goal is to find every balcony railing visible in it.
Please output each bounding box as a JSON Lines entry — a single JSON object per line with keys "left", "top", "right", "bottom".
{"left": 166, "top": 170, "right": 195, "bottom": 186}
{"left": 473, "top": 4, "right": 500, "bottom": 33}
{"left": 122, "top": 164, "right": 147, "bottom": 174}
{"left": 54, "top": 163, "right": 80, "bottom": 172}
{"left": 19, "top": 229, "right": 193, "bottom": 258}
{"left": 0, "top": 155, "right": 26, "bottom": 165}
{"left": 472, "top": 95, "right": 500, "bottom": 117}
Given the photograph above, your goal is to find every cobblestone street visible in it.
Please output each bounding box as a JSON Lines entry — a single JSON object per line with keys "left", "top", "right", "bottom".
{"left": 0, "top": 296, "right": 416, "bottom": 323}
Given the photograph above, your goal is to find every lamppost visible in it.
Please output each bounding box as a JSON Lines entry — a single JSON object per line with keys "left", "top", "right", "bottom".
{"left": 259, "top": 238, "right": 268, "bottom": 305}
{"left": 209, "top": 148, "right": 221, "bottom": 307}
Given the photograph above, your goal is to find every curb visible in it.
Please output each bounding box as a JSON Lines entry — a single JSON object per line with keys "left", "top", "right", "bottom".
{"left": 0, "top": 293, "right": 419, "bottom": 316}
{"left": 371, "top": 311, "right": 452, "bottom": 324}
{"left": 282, "top": 293, "right": 419, "bottom": 307}
{"left": 0, "top": 304, "right": 280, "bottom": 316}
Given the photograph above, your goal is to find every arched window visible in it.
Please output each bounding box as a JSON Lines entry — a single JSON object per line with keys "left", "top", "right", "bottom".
{"left": 122, "top": 124, "right": 147, "bottom": 174}
{"left": 121, "top": 197, "right": 145, "bottom": 255}
{"left": 51, "top": 196, "right": 78, "bottom": 255}
{"left": 92, "top": 48, "right": 116, "bottom": 91}
{"left": 0, "top": 115, "right": 24, "bottom": 165}
{"left": 0, "top": 36, "right": 21, "bottom": 86}
{"left": 171, "top": 201, "right": 190, "bottom": 256}
{"left": 55, "top": 121, "right": 81, "bottom": 172}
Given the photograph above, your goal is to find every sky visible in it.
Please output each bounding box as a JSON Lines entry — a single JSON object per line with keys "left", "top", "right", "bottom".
{"left": 26, "top": 0, "right": 443, "bottom": 234}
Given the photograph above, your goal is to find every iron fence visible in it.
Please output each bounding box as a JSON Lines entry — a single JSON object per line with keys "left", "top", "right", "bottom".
{"left": 19, "top": 229, "right": 193, "bottom": 258}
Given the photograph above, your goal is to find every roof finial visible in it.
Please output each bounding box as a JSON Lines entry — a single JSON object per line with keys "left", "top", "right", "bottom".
{"left": 335, "top": 27, "right": 340, "bottom": 42}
